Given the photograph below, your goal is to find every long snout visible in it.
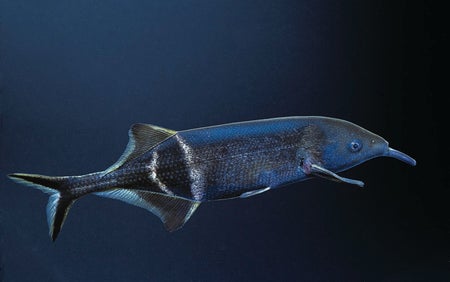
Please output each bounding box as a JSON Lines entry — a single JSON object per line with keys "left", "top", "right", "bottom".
{"left": 385, "top": 147, "right": 416, "bottom": 166}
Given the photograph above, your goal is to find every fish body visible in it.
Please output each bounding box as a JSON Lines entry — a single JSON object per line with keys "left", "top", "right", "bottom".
{"left": 112, "top": 117, "right": 325, "bottom": 201}
{"left": 8, "top": 117, "right": 416, "bottom": 241}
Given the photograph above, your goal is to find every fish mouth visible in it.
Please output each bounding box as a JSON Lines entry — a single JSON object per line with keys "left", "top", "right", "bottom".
{"left": 385, "top": 147, "right": 416, "bottom": 166}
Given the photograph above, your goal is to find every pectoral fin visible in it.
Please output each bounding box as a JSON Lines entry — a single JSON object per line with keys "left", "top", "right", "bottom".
{"left": 94, "top": 189, "right": 200, "bottom": 232}
{"left": 239, "top": 187, "right": 271, "bottom": 198}
{"left": 310, "top": 164, "right": 364, "bottom": 187}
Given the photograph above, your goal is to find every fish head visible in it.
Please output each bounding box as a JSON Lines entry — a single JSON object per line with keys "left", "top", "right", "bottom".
{"left": 317, "top": 117, "right": 416, "bottom": 172}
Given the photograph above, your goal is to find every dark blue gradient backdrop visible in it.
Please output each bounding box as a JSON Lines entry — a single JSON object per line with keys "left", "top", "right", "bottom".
{"left": 0, "top": 1, "right": 448, "bottom": 281}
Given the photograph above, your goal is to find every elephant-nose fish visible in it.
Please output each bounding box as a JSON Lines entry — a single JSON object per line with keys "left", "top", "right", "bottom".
{"left": 8, "top": 116, "right": 416, "bottom": 241}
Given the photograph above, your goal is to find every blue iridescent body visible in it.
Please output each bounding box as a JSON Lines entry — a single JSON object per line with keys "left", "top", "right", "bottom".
{"left": 118, "top": 118, "right": 317, "bottom": 201}
{"left": 8, "top": 117, "right": 416, "bottom": 241}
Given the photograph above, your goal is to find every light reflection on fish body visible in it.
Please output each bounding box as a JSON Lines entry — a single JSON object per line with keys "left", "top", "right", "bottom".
{"left": 8, "top": 116, "right": 416, "bottom": 241}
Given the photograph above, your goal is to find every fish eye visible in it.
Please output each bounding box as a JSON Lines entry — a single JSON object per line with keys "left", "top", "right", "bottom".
{"left": 349, "top": 140, "right": 362, "bottom": 152}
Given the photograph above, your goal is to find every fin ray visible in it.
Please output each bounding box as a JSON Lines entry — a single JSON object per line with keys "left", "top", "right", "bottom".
{"left": 47, "top": 195, "right": 74, "bottom": 241}
{"left": 8, "top": 173, "right": 76, "bottom": 241}
{"left": 95, "top": 189, "right": 200, "bottom": 231}
{"left": 102, "top": 124, "right": 176, "bottom": 176}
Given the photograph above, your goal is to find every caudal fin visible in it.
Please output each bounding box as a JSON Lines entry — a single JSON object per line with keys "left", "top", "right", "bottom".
{"left": 8, "top": 173, "right": 76, "bottom": 241}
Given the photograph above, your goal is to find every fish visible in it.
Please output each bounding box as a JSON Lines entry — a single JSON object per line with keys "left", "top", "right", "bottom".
{"left": 8, "top": 116, "right": 416, "bottom": 241}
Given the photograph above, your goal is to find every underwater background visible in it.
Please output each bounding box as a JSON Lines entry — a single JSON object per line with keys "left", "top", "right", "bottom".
{"left": 0, "top": 1, "right": 448, "bottom": 281}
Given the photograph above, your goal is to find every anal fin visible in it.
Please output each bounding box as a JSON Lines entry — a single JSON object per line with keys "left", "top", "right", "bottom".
{"left": 94, "top": 189, "right": 200, "bottom": 232}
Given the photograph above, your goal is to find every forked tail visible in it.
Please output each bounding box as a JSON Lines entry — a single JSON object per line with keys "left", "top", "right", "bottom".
{"left": 8, "top": 173, "right": 77, "bottom": 241}
{"left": 7, "top": 123, "right": 204, "bottom": 241}
{"left": 8, "top": 171, "right": 201, "bottom": 241}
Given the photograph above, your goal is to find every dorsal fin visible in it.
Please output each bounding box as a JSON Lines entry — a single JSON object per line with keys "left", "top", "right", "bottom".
{"left": 94, "top": 189, "right": 200, "bottom": 232}
{"left": 102, "top": 123, "right": 176, "bottom": 176}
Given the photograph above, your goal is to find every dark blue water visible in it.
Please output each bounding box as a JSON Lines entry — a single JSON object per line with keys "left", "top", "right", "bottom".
{"left": 0, "top": 1, "right": 448, "bottom": 281}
